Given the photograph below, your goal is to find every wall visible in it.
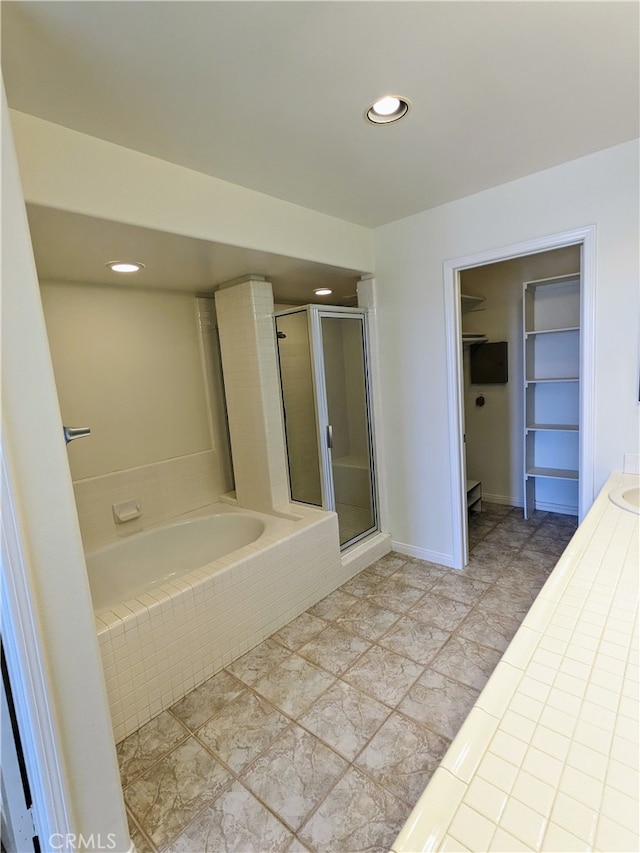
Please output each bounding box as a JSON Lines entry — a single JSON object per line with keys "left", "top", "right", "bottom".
{"left": 1, "top": 83, "right": 130, "bottom": 850}
{"left": 374, "top": 139, "right": 639, "bottom": 564}
{"left": 39, "top": 281, "right": 232, "bottom": 550}
{"left": 461, "top": 246, "right": 580, "bottom": 507}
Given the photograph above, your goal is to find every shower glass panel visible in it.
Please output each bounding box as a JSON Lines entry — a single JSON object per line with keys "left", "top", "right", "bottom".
{"left": 275, "top": 311, "right": 323, "bottom": 506}
{"left": 275, "top": 305, "right": 378, "bottom": 549}
{"left": 320, "top": 315, "right": 376, "bottom": 546}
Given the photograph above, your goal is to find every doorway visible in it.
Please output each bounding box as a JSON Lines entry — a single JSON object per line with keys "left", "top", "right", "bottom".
{"left": 275, "top": 305, "right": 378, "bottom": 549}
{"left": 444, "top": 227, "right": 596, "bottom": 568}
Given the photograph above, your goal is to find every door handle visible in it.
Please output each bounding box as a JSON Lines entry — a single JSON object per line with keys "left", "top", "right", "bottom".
{"left": 326, "top": 424, "right": 333, "bottom": 449}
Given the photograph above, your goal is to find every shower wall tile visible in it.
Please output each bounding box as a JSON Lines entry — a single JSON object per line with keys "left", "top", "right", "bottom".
{"left": 215, "top": 279, "right": 289, "bottom": 513}
{"left": 74, "top": 450, "right": 225, "bottom": 551}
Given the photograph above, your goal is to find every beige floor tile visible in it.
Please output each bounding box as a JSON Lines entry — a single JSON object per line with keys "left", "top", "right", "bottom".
{"left": 342, "top": 645, "right": 423, "bottom": 706}
{"left": 334, "top": 598, "right": 401, "bottom": 641}
{"left": 170, "top": 670, "right": 246, "bottom": 731}
{"left": 368, "top": 576, "right": 426, "bottom": 613}
{"left": 355, "top": 712, "right": 450, "bottom": 806}
{"left": 409, "top": 593, "right": 472, "bottom": 632}
{"left": 297, "top": 624, "right": 371, "bottom": 676}
{"left": 456, "top": 607, "right": 522, "bottom": 653}
{"left": 118, "top": 710, "right": 189, "bottom": 788}
{"left": 124, "top": 738, "right": 232, "bottom": 850}
{"left": 430, "top": 635, "right": 503, "bottom": 691}
{"left": 242, "top": 724, "right": 348, "bottom": 831}
{"left": 164, "top": 780, "right": 292, "bottom": 852}
{"left": 272, "top": 612, "right": 328, "bottom": 650}
{"left": 196, "top": 691, "right": 290, "bottom": 773}
{"left": 252, "top": 653, "right": 335, "bottom": 717}
{"left": 307, "top": 588, "right": 359, "bottom": 621}
{"left": 299, "top": 680, "right": 389, "bottom": 760}
{"left": 398, "top": 669, "right": 480, "bottom": 740}
{"left": 225, "top": 638, "right": 292, "bottom": 686}
{"left": 378, "top": 616, "right": 450, "bottom": 665}
{"left": 299, "top": 766, "right": 410, "bottom": 853}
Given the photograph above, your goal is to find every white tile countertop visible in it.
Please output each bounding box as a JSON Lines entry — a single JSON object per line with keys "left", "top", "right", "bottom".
{"left": 392, "top": 471, "right": 639, "bottom": 852}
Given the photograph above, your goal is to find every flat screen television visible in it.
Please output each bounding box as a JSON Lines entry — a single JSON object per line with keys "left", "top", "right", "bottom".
{"left": 470, "top": 341, "right": 508, "bottom": 384}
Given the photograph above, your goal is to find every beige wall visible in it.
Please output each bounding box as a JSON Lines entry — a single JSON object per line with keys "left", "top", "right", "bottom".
{"left": 2, "top": 83, "right": 130, "bottom": 848}
{"left": 39, "top": 281, "right": 232, "bottom": 549}
{"left": 375, "top": 139, "right": 639, "bottom": 564}
{"left": 40, "top": 280, "right": 214, "bottom": 479}
{"left": 461, "top": 246, "right": 580, "bottom": 506}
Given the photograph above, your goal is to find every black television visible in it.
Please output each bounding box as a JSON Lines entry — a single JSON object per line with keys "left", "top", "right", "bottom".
{"left": 470, "top": 341, "right": 508, "bottom": 384}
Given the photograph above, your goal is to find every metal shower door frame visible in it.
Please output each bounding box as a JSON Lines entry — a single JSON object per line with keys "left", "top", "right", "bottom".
{"left": 275, "top": 304, "right": 379, "bottom": 549}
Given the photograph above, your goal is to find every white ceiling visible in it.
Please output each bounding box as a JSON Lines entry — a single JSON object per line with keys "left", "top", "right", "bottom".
{"left": 25, "top": 205, "right": 364, "bottom": 304}
{"left": 3, "top": 1, "right": 639, "bottom": 297}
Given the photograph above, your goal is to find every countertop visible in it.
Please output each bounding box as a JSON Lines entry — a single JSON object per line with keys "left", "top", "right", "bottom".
{"left": 392, "top": 471, "right": 639, "bottom": 852}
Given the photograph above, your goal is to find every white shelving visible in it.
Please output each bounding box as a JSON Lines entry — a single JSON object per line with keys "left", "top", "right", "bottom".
{"left": 461, "top": 293, "right": 487, "bottom": 347}
{"left": 466, "top": 479, "right": 482, "bottom": 513}
{"left": 523, "top": 274, "right": 580, "bottom": 518}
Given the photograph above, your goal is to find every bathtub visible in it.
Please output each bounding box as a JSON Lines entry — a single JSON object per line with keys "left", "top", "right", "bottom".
{"left": 92, "top": 502, "right": 350, "bottom": 741}
{"left": 87, "top": 512, "right": 266, "bottom": 610}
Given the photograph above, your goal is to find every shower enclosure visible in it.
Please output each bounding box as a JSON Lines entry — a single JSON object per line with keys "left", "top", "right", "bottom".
{"left": 275, "top": 305, "right": 378, "bottom": 549}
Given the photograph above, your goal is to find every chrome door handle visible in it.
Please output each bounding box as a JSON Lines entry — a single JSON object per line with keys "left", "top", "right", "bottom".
{"left": 327, "top": 424, "right": 333, "bottom": 449}
{"left": 63, "top": 426, "right": 91, "bottom": 444}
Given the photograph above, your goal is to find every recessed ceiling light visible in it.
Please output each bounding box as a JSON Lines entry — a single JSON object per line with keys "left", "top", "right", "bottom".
{"left": 366, "top": 95, "right": 411, "bottom": 125}
{"left": 314, "top": 288, "right": 332, "bottom": 296}
{"left": 106, "top": 261, "right": 145, "bottom": 273}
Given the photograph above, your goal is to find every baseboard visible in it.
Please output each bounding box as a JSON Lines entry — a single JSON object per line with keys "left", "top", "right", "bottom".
{"left": 532, "top": 500, "right": 578, "bottom": 516}
{"left": 482, "top": 493, "right": 523, "bottom": 508}
{"left": 391, "top": 541, "right": 455, "bottom": 569}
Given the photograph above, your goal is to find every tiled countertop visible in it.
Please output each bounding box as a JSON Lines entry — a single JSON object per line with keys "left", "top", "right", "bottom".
{"left": 393, "top": 471, "right": 639, "bottom": 852}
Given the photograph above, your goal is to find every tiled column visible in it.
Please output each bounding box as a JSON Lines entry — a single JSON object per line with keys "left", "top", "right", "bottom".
{"left": 215, "top": 277, "right": 290, "bottom": 512}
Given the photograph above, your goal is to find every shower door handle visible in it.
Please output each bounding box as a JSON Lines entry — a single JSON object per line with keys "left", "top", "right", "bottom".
{"left": 63, "top": 425, "right": 91, "bottom": 444}
{"left": 326, "top": 424, "right": 333, "bottom": 449}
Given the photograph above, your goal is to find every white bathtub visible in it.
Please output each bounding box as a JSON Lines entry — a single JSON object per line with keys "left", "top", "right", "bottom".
{"left": 86, "top": 512, "right": 266, "bottom": 610}
{"left": 92, "top": 502, "right": 349, "bottom": 741}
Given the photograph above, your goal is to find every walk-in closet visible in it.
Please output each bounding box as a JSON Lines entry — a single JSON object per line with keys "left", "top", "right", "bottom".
{"left": 460, "top": 245, "right": 581, "bottom": 519}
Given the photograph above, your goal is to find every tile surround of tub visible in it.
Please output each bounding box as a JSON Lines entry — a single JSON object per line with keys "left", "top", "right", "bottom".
{"left": 74, "top": 449, "right": 226, "bottom": 551}
{"left": 97, "top": 505, "right": 362, "bottom": 741}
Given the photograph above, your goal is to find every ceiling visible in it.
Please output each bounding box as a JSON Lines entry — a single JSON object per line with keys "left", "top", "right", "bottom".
{"left": 3, "top": 1, "right": 639, "bottom": 299}
{"left": 25, "top": 204, "right": 364, "bottom": 304}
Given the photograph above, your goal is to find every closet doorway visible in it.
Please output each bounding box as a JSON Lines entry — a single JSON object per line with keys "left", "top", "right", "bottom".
{"left": 444, "top": 227, "right": 596, "bottom": 569}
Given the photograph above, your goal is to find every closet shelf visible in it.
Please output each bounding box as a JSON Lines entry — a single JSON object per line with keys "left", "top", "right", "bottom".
{"left": 462, "top": 333, "right": 488, "bottom": 346}
{"left": 525, "top": 326, "right": 580, "bottom": 337}
{"left": 526, "top": 466, "right": 579, "bottom": 481}
{"left": 461, "top": 294, "right": 486, "bottom": 313}
{"left": 526, "top": 423, "right": 579, "bottom": 432}
{"left": 525, "top": 376, "right": 579, "bottom": 385}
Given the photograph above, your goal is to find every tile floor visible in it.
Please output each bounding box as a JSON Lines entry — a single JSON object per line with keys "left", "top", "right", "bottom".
{"left": 119, "top": 504, "right": 577, "bottom": 853}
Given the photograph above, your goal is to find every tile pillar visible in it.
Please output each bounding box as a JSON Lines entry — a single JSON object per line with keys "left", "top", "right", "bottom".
{"left": 215, "top": 277, "right": 290, "bottom": 512}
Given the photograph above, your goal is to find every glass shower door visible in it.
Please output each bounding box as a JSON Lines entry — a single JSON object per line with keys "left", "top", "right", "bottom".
{"left": 276, "top": 306, "right": 378, "bottom": 549}
{"left": 319, "top": 313, "right": 377, "bottom": 546}
{"left": 275, "top": 310, "right": 323, "bottom": 507}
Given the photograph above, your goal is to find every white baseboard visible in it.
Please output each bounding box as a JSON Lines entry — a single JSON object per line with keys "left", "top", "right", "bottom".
{"left": 482, "top": 493, "right": 523, "bottom": 508}
{"left": 533, "top": 500, "right": 578, "bottom": 516}
{"left": 481, "top": 491, "right": 577, "bottom": 516}
{"left": 391, "top": 541, "right": 455, "bottom": 569}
